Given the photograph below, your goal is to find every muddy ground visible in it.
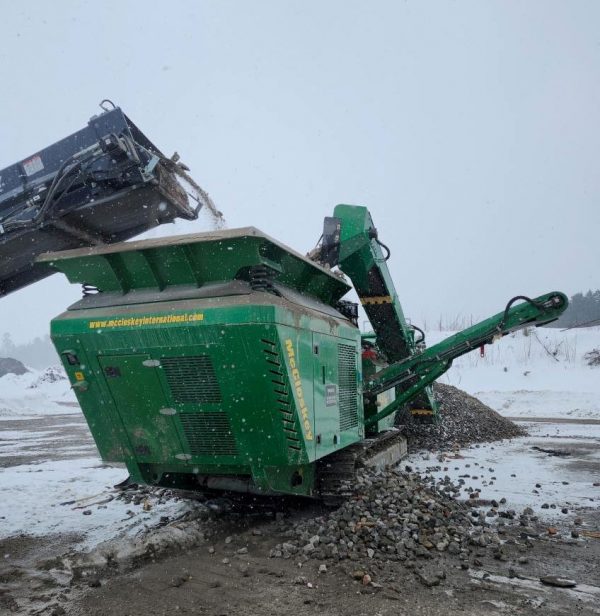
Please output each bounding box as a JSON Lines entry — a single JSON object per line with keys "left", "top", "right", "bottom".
{"left": 3, "top": 503, "right": 599, "bottom": 616}
{"left": 1, "top": 414, "right": 600, "bottom": 616}
{"left": 68, "top": 507, "right": 600, "bottom": 616}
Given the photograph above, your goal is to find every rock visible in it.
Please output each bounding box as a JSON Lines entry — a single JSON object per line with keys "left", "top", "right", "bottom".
{"left": 302, "top": 543, "right": 315, "bottom": 554}
{"left": 170, "top": 575, "right": 187, "bottom": 587}
{"left": 367, "top": 548, "right": 375, "bottom": 558}
{"left": 318, "top": 564, "right": 327, "bottom": 574}
{"left": 87, "top": 577, "right": 101, "bottom": 588}
{"left": 352, "top": 570, "right": 365, "bottom": 580}
{"left": 224, "top": 536, "right": 232, "bottom": 544}
{"left": 236, "top": 547, "right": 248, "bottom": 555}
{"left": 417, "top": 570, "right": 441, "bottom": 587}
{"left": 362, "top": 574, "right": 372, "bottom": 586}
{"left": 0, "top": 357, "right": 28, "bottom": 377}
{"left": 82, "top": 510, "right": 92, "bottom": 515}
{"left": 540, "top": 575, "right": 577, "bottom": 588}
{"left": 293, "top": 576, "right": 308, "bottom": 585}
{"left": 281, "top": 542, "right": 298, "bottom": 555}
{"left": 571, "top": 530, "right": 580, "bottom": 539}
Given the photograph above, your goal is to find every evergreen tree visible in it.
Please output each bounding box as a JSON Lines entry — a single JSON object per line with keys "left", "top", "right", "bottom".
{"left": 549, "top": 289, "right": 600, "bottom": 328}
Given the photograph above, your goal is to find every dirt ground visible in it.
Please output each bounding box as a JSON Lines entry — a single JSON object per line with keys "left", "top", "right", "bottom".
{"left": 1, "top": 415, "right": 600, "bottom": 616}
{"left": 65, "top": 506, "right": 600, "bottom": 616}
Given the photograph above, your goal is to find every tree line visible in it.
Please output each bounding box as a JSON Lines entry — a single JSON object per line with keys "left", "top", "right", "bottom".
{"left": 548, "top": 289, "right": 600, "bottom": 328}
{"left": 0, "top": 333, "right": 59, "bottom": 368}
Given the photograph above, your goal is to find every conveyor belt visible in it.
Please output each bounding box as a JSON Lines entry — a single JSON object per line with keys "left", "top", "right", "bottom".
{"left": 0, "top": 105, "right": 200, "bottom": 297}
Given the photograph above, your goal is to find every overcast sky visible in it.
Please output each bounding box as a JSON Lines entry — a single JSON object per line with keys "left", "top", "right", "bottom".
{"left": 1, "top": 0, "right": 598, "bottom": 343}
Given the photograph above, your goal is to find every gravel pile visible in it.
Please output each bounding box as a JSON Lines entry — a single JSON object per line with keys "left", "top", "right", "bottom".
{"left": 584, "top": 349, "right": 600, "bottom": 367}
{"left": 28, "top": 366, "right": 66, "bottom": 387}
{"left": 271, "top": 467, "right": 506, "bottom": 576}
{"left": 400, "top": 383, "right": 526, "bottom": 451}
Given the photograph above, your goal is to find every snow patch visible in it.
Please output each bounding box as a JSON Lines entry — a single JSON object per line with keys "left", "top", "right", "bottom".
{"left": 0, "top": 366, "right": 77, "bottom": 419}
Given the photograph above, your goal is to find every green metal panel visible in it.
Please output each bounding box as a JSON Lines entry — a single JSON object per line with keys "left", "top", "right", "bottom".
{"left": 39, "top": 227, "right": 350, "bottom": 306}
{"left": 50, "top": 285, "right": 362, "bottom": 496}
{"left": 312, "top": 332, "right": 363, "bottom": 458}
{"left": 98, "top": 354, "right": 187, "bottom": 464}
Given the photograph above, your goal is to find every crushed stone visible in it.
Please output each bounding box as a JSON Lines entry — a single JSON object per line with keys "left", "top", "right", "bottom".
{"left": 271, "top": 466, "right": 520, "bottom": 578}
{"left": 400, "top": 383, "right": 526, "bottom": 451}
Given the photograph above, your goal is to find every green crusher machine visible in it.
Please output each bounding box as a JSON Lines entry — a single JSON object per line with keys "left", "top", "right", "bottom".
{"left": 40, "top": 205, "right": 567, "bottom": 499}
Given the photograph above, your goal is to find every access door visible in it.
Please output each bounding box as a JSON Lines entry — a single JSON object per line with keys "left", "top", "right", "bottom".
{"left": 99, "top": 354, "right": 188, "bottom": 464}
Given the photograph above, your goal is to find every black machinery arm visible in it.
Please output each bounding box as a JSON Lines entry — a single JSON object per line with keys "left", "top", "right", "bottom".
{"left": 0, "top": 103, "right": 201, "bottom": 297}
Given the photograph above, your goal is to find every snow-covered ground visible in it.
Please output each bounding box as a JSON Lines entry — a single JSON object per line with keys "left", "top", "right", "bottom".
{"left": 0, "top": 325, "right": 598, "bottom": 551}
{"left": 410, "top": 326, "right": 600, "bottom": 522}
{"left": 0, "top": 367, "right": 192, "bottom": 550}
{"left": 0, "top": 454, "right": 191, "bottom": 548}
{"left": 409, "top": 421, "right": 600, "bottom": 519}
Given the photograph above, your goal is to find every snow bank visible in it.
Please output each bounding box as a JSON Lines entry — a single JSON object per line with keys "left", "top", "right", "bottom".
{"left": 0, "top": 366, "right": 77, "bottom": 419}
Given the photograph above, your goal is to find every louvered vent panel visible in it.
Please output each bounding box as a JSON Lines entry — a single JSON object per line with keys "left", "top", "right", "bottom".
{"left": 262, "top": 338, "right": 301, "bottom": 452}
{"left": 179, "top": 412, "right": 237, "bottom": 456}
{"left": 161, "top": 356, "right": 221, "bottom": 404}
{"left": 338, "top": 344, "right": 358, "bottom": 430}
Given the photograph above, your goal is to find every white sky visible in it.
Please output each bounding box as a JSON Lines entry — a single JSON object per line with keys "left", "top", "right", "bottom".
{"left": 1, "top": 0, "right": 599, "bottom": 343}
